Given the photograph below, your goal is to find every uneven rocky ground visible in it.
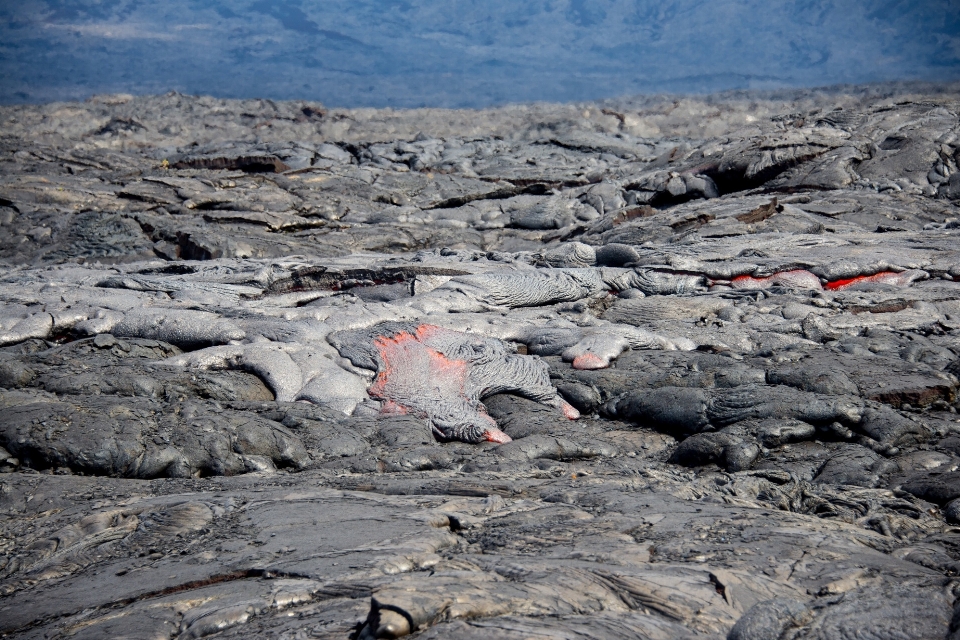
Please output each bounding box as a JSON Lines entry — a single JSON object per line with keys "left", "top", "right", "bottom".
{"left": 2, "top": 83, "right": 960, "bottom": 639}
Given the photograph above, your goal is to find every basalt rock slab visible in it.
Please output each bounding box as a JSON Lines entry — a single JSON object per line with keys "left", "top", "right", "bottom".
{"left": 0, "top": 85, "right": 959, "bottom": 638}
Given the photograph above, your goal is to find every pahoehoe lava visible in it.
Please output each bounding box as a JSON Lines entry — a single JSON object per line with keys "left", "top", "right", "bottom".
{"left": 1, "top": 83, "right": 960, "bottom": 639}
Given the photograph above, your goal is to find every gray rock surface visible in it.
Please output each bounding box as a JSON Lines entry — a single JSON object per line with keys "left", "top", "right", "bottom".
{"left": 1, "top": 84, "right": 959, "bottom": 638}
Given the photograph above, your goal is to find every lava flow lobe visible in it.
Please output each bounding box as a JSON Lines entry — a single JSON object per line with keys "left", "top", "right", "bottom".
{"left": 368, "top": 325, "right": 510, "bottom": 443}
{"left": 343, "top": 323, "right": 578, "bottom": 444}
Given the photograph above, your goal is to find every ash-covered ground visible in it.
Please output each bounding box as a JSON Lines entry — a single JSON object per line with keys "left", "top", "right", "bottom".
{"left": 2, "top": 83, "right": 960, "bottom": 639}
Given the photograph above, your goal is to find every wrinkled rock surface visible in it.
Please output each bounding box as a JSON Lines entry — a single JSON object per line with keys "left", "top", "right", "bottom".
{"left": 1, "top": 84, "right": 960, "bottom": 639}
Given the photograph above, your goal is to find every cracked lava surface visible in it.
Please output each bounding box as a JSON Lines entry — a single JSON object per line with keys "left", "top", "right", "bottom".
{"left": 0, "top": 84, "right": 960, "bottom": 639}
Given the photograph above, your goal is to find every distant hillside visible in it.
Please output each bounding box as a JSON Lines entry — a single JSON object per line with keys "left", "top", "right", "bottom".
{"left": 2, "top": 0, "right": 958, "bottom": 107}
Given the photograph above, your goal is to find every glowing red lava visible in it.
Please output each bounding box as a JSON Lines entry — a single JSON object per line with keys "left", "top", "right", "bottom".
{"left": 824, "top": 271, "right": 908, "bottom": 291}
{"left": 572, "top": 353, "right": 609, "bottom": 370}
{"left": 560, "top": 401, "right": 581, "bottom": 420}
{"left": 727, "top": 269, "right": 917, "bottom": 292}
{"left": 369, "top": 325, "right": 512, "bottom": 443}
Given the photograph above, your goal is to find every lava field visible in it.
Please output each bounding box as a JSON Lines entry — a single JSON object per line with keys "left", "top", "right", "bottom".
{"left": 1, "top": 84, "right": 960, "bottom": 639}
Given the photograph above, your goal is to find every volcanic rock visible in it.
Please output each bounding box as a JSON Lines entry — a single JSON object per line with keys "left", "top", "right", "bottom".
{"left": 0, "top": 84, "right": 959, "bottom": 638}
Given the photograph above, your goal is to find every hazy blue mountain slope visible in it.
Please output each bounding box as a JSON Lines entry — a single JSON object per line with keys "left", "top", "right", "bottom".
{"left": 1, "top": 0, "right": 958, "bottom": 106}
